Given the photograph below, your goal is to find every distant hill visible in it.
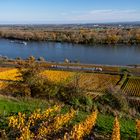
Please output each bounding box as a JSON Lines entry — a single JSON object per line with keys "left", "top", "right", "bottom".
{"left": 0, "top": 21, "right": 140, "bottom": 29}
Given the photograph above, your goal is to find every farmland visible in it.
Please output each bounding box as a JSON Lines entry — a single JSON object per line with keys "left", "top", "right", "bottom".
{"left": 0, "top": 68, "right": 120, "bottom": 94}
{"left": 0, "top": 61, "right": 140, "bottom": 140}
{"left": 0, "top": 69, "right": 20, "bottom": 81}
{"left": 122, "top": 78, "right": 140, "bottom": 97}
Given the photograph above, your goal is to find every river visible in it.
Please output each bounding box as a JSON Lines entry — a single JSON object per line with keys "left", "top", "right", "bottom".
{"left": 0, "top": 39, "right": 140, "bottom": 65}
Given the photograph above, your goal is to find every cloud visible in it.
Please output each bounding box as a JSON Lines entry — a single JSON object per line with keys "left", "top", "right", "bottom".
{"left": 0, "top": 8, "right": 140, "bottom": 24}
{"left": 89, "top": 9, "right": 113, "bottom": 14}
{"left": 59, "top": 9, "right": 140, "bottom": 23}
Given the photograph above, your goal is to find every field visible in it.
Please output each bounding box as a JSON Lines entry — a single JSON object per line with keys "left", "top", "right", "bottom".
{"left": 0, "top": 69, "right": 20, "bottom": 81}
{"left": 122, "top": 78, "right": 140, "bottom": 97}
{"left": 0, "top": 66, "right": 140, "bottom": 139}
{"left": 121, "top": 77, "right": 140, "bottom": 106}
{"left": 0, "top": 68, "right": 120, "bottom": 94}
{"left": 0, "top": 69, "right": 20, "bottom": 89}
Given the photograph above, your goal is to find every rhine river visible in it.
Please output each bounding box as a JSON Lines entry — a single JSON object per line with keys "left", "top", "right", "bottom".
{"left": 0, "top": 39, "right": 140, "bottom": 65}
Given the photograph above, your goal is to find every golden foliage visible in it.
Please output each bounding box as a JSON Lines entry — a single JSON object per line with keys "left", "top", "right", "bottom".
{"left": 0, "top": 81, "right": 7, "bottom": 89}
{"left": 41, "top": 70, "right": 74, "bottom": 83}
{"left": 17, "top": 126, "right": 34, "bottom": 140}
{"left": 0, "top": 69, "right": 21, "bottom": 81}
{"left": 37, "top": 109, "right": 76, "bottom": 138}
{"left": 136, "top": 120, "right": 140, "bottom": 139}
{"left": 8, "top": 105, "right": 61, "bottom": 140}
{"left": 65, "top": 110, "right": 98, "bottom": 140}
{"left": 41, "top": 70, "right": 120, "bottom": 93}
{"left": 0, "top": 68, "right": 120, "bottom": 94}
{"left": 112, "top": 117, "right": 120, "bottom": 140}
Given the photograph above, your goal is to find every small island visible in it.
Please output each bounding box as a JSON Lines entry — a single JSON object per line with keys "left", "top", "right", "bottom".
{"left": 0, "top": 23, "right": 140, "bottom": 45}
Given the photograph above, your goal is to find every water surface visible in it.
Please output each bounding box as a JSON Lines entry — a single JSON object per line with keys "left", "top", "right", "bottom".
{"left": 0, "top": 39, "right": 140, "bottom": 65}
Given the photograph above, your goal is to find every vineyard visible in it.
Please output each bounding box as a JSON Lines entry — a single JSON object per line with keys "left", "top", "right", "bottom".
{"left": 122, "top": 78, "right": 140, "bottom": 97}
{"left": 77, "top": 73, "right": 120, "bottom": 93}
{"left": 1, "top": 68, "right": 140, "bottom": 98}
{"left": 0, "top": 68, "right": 120, "bottom": 94}
{"left": 0, "top": 69, "right": 20, "bottom": 81}
{"left": 0, "top": 66, "right": 140, "bottom": 140}
{"left": 0, "top": 105, "right": 138, "bottom": 140}
{"left": 41, "top": 70, "right": 74, "bottom": 82}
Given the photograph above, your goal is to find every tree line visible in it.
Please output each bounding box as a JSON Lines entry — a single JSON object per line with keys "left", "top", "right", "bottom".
{"left": 0, "top": 27, "right": 140, "bottom": 44}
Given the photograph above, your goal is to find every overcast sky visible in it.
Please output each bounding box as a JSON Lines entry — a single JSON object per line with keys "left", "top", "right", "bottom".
{"left": 0, "top": 0, "right": 140, "bottom": 24}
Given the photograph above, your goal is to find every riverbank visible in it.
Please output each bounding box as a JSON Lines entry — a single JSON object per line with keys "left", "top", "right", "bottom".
{"left": 0, "top": 58, "right": 140, "bottom": 76}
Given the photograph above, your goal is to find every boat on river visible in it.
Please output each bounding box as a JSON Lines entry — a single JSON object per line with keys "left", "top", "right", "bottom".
{"left": 10, "top": 40, "right": 27, "bottom": 45}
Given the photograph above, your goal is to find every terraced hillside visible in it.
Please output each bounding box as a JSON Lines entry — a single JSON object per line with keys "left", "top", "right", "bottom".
{"left": 0, "top": 68, "right": 120, "bottom": 94}
{"left": 122, "top": 78, "right": 140, "bottom": 97}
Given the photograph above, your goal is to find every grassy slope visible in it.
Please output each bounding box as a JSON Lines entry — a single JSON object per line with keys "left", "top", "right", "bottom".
{"left": 0, "top": 67, "right": 138, "bottom": 139}
{"left": 0, "top": 95, "right": 137, "bottom": 139}
{"left": 0, "top": 95, "right": 51, "bottom": 115}
{"left": 96, "top": 114, "right": 136, "bottom": 139}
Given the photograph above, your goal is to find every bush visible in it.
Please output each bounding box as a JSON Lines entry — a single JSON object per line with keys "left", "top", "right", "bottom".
{"left": 5, "top": 58, "right": 59, "bottom": 99}
{"left": 95, "top": 91, "right": 129, "bottom": 115}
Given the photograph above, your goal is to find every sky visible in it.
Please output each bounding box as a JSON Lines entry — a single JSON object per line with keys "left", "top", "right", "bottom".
{"left": 0, "top": 0, "right": 140, "bottom": 24}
